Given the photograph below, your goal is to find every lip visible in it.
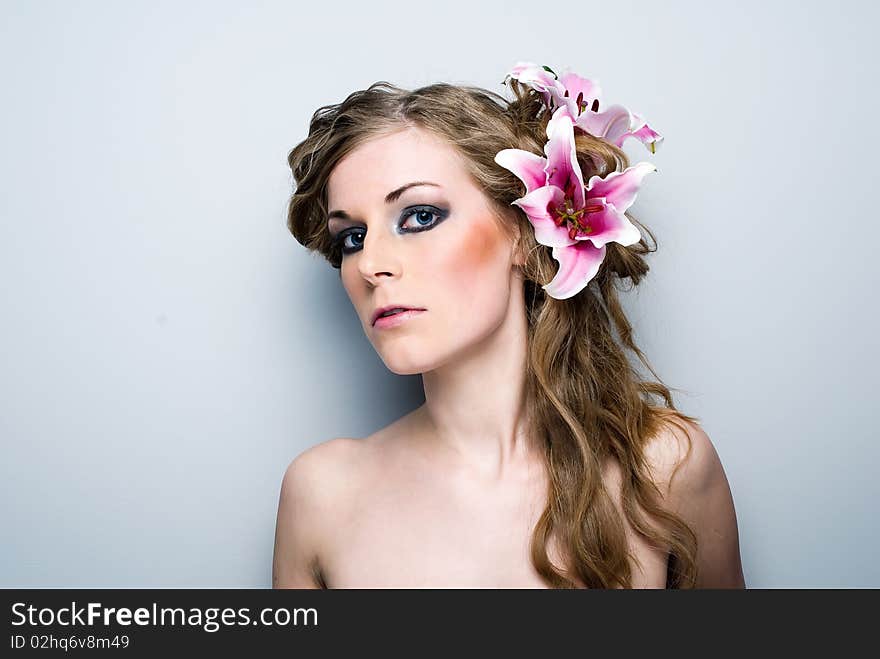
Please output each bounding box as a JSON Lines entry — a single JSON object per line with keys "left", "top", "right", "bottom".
{"left": 371, "top": 304, "right": 426, "bottom": 326}
{"left": 371, "top": 305, "right": 426, "bottom": 328}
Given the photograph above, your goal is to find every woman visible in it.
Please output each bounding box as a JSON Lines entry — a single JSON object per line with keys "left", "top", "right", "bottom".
{"left": 273, "top": 62, "right": 745, "bottom": 589}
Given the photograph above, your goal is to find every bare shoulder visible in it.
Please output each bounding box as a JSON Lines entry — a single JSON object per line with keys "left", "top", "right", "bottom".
{"left": 281, "top": 437, "right": 365, "bottom": 497}
{"left": 272, "top": 437, "right": 365, "bottom": 589}
{"left": 642, "top": 415, "right": 747, "bottom": 588}
{"left": 642, "top": 416, "right": 719, "bottom": 498}
{"left": 279, "top": 413, "right": 415, "bottom": 501}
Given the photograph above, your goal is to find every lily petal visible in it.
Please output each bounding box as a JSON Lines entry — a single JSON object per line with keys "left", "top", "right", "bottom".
{"left": 585, "top": 162, "right": 656, "bottom": 215}
{"left": 628, "top": 114, "right": 664, "bottom": 153}
{"left": 511, "top": 185, "right": 577, "bottom": 248}
{"left": 544, "top": 103, "right": 577, "bottom": 140}
{"left": 507, "top": 62, "right": 565, "bottom": 108}
{"left": 558, "top": 71, "right": 602, "bottom": 115}
{"left": 543, "top": 241, "right": 607, "bottom": 300}
{"left": 575, "top": 105, "right": 664, "bottom": 154}
{"left": 575, "top": 201, "right": 642, "bottom": 248}
{"left": 494, "top": 148, "right": 548, "bottom": 196}
{"left": 544, "top": 107, "right": 585, "bottom": 210}
{"left": 575, "top": 103, "right": 633, "bottom": 144}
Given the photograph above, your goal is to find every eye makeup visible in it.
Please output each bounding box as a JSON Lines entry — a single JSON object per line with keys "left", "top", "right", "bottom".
{"left": 330, "top": 204, "right": 450, "bottom": 256}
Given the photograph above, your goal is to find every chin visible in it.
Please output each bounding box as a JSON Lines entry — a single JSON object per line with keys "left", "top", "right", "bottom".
{"left": 378, "top": 353, "right": 437, "bottom": 376}
{"left": 373, "top": 340, "right": 450, "bottom": 376}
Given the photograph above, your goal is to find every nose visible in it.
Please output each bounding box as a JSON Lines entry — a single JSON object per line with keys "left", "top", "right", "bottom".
{"left": 356, "top": 224, "right": 400, "bottom": 285}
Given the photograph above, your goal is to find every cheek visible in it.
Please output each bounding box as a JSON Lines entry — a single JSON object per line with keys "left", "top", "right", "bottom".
{"left": 464, "top": 220, "right": 504, "bottom": 268}
{"left": 429, "top": 215, "right": 511, "bottom": 301}
{"left": 455, "top": 215, "right": 508, "bottom": 276}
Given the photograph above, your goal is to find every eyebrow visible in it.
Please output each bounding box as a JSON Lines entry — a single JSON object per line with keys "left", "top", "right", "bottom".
{"left": 326, "top": 181, "right": 441, "bottom": 224}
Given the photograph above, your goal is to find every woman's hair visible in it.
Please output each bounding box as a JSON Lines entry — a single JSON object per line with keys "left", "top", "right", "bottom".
{"left": 286, "top": 77, "right": 701, "bottom": 588}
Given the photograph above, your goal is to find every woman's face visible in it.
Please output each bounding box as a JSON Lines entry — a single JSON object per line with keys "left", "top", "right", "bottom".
{"left": 325, "top": 126, "right": 522, "bottom": 375}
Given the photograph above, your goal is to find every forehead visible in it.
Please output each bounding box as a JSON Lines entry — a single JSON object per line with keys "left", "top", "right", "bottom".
{"left": 326, "top": 126, "right": 471, "bottom": 208}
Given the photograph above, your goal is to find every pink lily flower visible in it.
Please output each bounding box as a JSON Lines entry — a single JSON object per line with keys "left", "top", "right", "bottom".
{"left": 505, "top": 61, "right": 663, "bottom": 154}
{"left": 575, "top": 105, "right": 665, "bottom": 154}
{"left": 494, "top": 106, "right": 656, "bottom": 300}
{"left": 506, "top": 62, "right": 569, "bottom": 109}
{"left": 507, "top": 61, "right": 602, "bottom": 118}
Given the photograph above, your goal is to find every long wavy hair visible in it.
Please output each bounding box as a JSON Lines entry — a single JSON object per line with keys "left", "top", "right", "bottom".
{"left": 285, "top": 76, "right": 701, "bottom": 588}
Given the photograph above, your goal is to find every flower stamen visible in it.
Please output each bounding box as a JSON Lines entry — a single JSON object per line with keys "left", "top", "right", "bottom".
{"left": 556, "top": 198, "right": 603, "bottom": 239}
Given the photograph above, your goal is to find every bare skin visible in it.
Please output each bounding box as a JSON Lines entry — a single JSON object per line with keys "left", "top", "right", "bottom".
{"left": 273, "top": 125, "right": 746, "bottom": 588}
{"left": 273, "top": 409, "right": 745, "bottom": 588}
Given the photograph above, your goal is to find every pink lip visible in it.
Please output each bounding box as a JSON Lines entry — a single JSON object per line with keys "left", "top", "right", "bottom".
{"left": 372, "top": 308, "right": 426, "bottom": 330}
{"left": 371, "top": 304, "right": 426, "bottom": 326}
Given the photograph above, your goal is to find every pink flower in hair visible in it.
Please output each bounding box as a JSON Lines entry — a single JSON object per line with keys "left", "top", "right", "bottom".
{"left": 577, "top": 105, "right": 664, "bottom": 154}
{"left": 505, "top": 61, "right": 664, "bottom": 154}
{"left": 494, "top": 105, "right": 655, "bottom": 300}
{"left": 507, "top": 62, "right": 603, "bottom": 116}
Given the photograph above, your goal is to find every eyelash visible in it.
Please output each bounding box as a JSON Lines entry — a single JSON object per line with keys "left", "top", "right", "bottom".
{"left": 333, "top": 206, "right": 447, "bottom": 256}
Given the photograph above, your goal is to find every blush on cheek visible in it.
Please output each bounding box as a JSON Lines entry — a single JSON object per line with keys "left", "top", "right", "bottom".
{"left": 443, "top": 215, "right": 514, "bottom": 333}
{"left": 457, "top": 214, "right": 508, "bottom": 271}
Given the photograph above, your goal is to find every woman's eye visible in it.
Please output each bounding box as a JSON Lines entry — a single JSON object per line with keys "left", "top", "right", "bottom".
{"left": 335, "top": 206, "right": 447, "bottom": 257}
{"left": 400, "top": 207, "right": 443, "bottom": 231}
{"left": 338, "top": 229, "right": 365, "bottom": 254}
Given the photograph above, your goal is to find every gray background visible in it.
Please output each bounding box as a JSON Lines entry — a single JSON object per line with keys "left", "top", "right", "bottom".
{"left": 1, "top": 0, "right": 876, "bottom": 587}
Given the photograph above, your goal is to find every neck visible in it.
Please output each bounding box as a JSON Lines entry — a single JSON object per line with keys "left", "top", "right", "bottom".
{"left": 415, "top": 280, "right": 541, "bottom": 481}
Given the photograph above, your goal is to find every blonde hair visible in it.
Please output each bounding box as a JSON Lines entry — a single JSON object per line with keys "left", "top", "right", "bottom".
{"left": 286, "top": 77, "right": 699, "bottom": 588}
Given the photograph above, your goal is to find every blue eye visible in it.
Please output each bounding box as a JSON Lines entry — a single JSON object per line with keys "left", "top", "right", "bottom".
{"left": 334, "top": 205, "right": 448, "bottom": 256}
{"left": 400, "top": 207, "right": 443, "bottom": 231}
{"left": 338, "top": 229, "right": 365, "bottom": 253}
